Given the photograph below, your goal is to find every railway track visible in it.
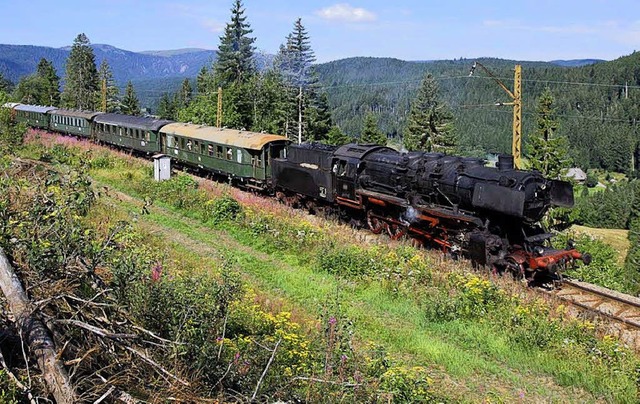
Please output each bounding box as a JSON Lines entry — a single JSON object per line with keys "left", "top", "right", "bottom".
{"left": 546, "top": 279, "right": 640, "bottom": 350}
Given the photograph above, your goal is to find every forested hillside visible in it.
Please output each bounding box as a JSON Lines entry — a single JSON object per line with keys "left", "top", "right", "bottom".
{"left": 315, "top": 54, "right": 640, "bottom": 172}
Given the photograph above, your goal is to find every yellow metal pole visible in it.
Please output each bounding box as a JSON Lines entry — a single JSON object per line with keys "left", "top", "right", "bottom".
{"left": 216, "top": 87, "right": 223, "bottom": 128}
{"left": 512, "top": 65, "right": 522, "bottom": 169}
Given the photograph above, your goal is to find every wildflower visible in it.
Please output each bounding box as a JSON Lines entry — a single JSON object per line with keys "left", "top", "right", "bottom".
{"left": 151, "top": 262, "right": 163, "bottom": 282}
{"left": 329, "top": 316, "right": 337, "bottom": 325}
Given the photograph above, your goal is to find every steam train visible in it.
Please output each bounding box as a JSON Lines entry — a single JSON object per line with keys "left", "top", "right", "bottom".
{"left": 4, "top": 103, "right": 590, "bottom": 282}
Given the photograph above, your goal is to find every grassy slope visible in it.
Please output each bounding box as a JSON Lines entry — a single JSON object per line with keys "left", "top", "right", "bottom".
{"left": 90, "top": 173, "right": 626, "bottom": 403}
{"left": 571, "top": 224, "right": 630, "bottom": 265}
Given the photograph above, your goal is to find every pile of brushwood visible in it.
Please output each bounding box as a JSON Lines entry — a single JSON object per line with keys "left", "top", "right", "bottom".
{"left": 0, "top": 158, "right": 209, "bottom": 402}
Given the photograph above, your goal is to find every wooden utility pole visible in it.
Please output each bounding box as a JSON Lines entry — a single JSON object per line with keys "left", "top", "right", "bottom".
{"left": 469, "top": 62, "right": 523, "bottom": 169}
{"left": 216, "top": 87, "right": 223, "bottom": 127}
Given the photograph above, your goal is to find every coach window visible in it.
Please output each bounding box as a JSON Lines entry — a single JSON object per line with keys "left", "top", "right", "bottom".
{"left": 208, "top": 144, "right": 214, "bottom": 156}
{"left": 226, "top": 148, "right": 233, "bottom": 160}
{"left": 216, "top": 145, "right": 223, "bottom": 158}
{"left": 236, "top": 149, "right": 242, "bottom": 163}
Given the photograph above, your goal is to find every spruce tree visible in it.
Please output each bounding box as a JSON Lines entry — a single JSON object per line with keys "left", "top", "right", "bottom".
{"left": 176, "top": 78, "right": 193, "bottom": 109}
{"left": 325, "top": 125, "right": 351, "bottom": 145}
{"left": 526, "top": 88, "right": 571, "bottom": 178}
{"left": 13, "top": 75, "right": 46, "bottom": 105}
{"left": 360, "top": 112, "right": 387, "bottom": 145}
{"left": 213, "top": 0, "right": 256, "bottom": 86}
{"left": 276, "top": 18, "right": 331, "bottom": 143}
{"left": 97, "top": 60, "right": 120, "bottom": 112}
{"left": 404, "top": 73, "right": 456, "bottom": 153}
{"left": 121, "top": 81, "right": 140, "bottom": 116}
{"left": 36, "top": 58, "right": 60, "bottom": 106}
{"left": 61, "top": 33, "right": 99, "bottom": 110}
{"left": 0, "top": 73, "right": 11, "bottom": 93}
{"left": 156, "top": 92, "right": 177, "bottom": 120}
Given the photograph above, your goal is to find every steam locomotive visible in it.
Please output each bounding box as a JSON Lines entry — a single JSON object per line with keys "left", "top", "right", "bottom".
{"left": 4, "top": 103, "right": 590, "bottom": 282}
{"left": 272, "top": 143, "right": 591, "bottom": 281}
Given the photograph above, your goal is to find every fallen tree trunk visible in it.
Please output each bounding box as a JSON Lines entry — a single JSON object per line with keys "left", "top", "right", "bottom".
{"left": 0, "top": 247, "right": 76, "bottom": 403}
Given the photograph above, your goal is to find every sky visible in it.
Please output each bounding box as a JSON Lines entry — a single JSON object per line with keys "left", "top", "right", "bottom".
{"left": 1, "top": 0, "right": 639, "bottom": 63}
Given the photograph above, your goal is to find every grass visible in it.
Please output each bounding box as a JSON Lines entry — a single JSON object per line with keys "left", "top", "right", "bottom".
{"left": 94, "top": 186, "right": 634, "bottom": 402}
{"left": 20, "top": 133, "right": 640, "bottom": 403}
{"left": 570, "top": 224, "right": 629, "bottom": 264}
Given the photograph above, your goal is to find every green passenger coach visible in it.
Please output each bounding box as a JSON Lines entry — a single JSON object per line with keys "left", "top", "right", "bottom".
{"left": 159, "top": 123, "right": 288, "bottom": 188}
{"left": 14, "top": 105, "right": 57, "bottom": 129}
{"left": 93, "top": 113, "right": 173, "bottom": 154}
{"left": 50, "top": 109, "right": 104, "bottom": 138}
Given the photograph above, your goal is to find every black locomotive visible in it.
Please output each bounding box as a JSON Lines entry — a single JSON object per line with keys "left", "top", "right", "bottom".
{"left": 272, "top": 142, "right": 590, "bottom": 281}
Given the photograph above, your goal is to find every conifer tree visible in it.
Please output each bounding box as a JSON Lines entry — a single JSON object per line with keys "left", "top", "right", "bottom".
{"left": 61, "top": 33, "right": 99, "bottom": 110}
{"left": 97, "top": 60, "right": 120, "bottom": 112}
{"left": 325, "top": 125, "right": 351, "bottom": 146}
{"left": 176, "top": 78, "right": 193, "bottom": 109}
{"left": 121, "top": 81, "right": 140, "bottom": 116}
{"left": 36, "top": 58, "right": 60, "bottom": 106}
{"left": 213, "top": 0, "right": 256, "bottom": 86}
{"left": 196, "top": 66, "right": 214, "bottom": 94}
{"left": 0, "top": 73, "right": 11, "bottom": 93}
{"left": 0, "top": 91, "right": 26, "bottom": 154}
{"left": 276, "top": 18, "right": 331, "bottom": 143}
{"left": 156, "top": 92, "right": 176, "bottom": 120}
{"left": 13, "top": 75, "right": 46, "bottom": 105}
{"left": 404, "top": 73, "right": 456, "bottom": 153}
{"left": 526, "top": 88, "right": 571, "bottom": 178}
{"left": 360, "top": 112, "right": 387, "bottom": 145}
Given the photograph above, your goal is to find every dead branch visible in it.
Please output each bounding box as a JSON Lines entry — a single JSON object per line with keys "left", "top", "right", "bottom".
{"left": 124, "top": 346, "right": 190, "bottom": 386}
{"left": 56, "top": 319, "right": 138, "bottom": 340}
{"left": 251, "top": 338, "right": 281, "bottom": 401}
{"left": 0, "top": 246, "right": 76, "bottom": 403}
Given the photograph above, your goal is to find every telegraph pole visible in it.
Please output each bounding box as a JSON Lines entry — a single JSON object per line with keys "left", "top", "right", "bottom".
{"left": 469, "top": 62, "right": 523, "bottom": 169}
{"left": 216, "top": 87, "right": 223, "bottom": 127}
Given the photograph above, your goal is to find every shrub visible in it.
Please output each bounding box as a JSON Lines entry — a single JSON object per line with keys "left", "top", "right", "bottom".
{"left": 205, "top": 195, "right": 244, "bottom": 224}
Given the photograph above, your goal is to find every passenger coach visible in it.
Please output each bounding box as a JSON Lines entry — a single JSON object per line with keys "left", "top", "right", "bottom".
{"left": 159, "top": 123, "right": 288, "bottom": 189}
{"left": 14, "top": 105, "right": 57, "bottom": 129}
{"left": 93, "top": 114, "right": 173, "bottom": 154}
{"left": 49, "top": 109, "right": 104, "bottom": 138}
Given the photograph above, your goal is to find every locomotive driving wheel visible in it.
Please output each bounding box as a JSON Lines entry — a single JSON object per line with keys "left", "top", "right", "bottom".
{"left": 386, "top": 222, "right": 407, "bottom": 240}
{"left": 366, "top": 211, "right": 385, "bottom": 234}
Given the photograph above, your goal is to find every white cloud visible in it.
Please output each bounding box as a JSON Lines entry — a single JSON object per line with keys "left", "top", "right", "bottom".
{"left": 201, "top": 18, "right": 225, "bottom": 33}
{"left": 315, "top": 3, "right": 376, "bottom": 23}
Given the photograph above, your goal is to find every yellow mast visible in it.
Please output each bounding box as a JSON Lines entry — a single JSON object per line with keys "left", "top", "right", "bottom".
{"left": 469, "top": 62, "right": 523, "bottom": 169}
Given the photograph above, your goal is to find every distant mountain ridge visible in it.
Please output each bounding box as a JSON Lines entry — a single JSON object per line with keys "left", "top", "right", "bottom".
{"left": 0, "top": 44, "right": 218, "bottom": 85}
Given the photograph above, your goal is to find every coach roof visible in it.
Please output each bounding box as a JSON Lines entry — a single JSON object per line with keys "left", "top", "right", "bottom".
{"left": 94, "top": 113, "right": 173, "bottom": 131}
{"left": 160, "top": 122, "right": 288, "bottom": 151}
{"left": 14, "top": 105, "right": 57, "bottom": 114}
{"left": 50, "top": 109, "right": 104, "bottom": 120}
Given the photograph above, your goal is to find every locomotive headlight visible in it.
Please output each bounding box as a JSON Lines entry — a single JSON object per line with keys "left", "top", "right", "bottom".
{"left": 533, "top": 245, "right": 544, "bottom": 257}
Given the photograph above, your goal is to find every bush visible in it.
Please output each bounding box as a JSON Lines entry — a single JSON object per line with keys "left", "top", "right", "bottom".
{"left": 204, "top": 195, "right": 244, "bottom": 224}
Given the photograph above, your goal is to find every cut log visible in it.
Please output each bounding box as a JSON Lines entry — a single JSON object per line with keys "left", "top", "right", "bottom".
{"left": 0, "top": 247, "right": 76, "bottom": 403}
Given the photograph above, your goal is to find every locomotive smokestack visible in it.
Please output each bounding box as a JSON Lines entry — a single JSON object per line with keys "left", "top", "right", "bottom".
{"left": 497, "top": 154, "right": 514, "bottom": 171}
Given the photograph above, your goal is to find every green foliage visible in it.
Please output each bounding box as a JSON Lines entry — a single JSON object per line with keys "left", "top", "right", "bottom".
{"left": 404, "top": 73, "right": 456, "bottom": 153}
{"left": 554, "top": 233, "right": 637, "bottom": 293}
{"left": 525, "top": 88, "right": 571, "bottom": 178}
{"left": 585, "top": 170, "right": 598, "bottom": 188}
{"left": 572, "top": 181, "right": 637, "bottom": 229}
{"left": 325, "top": 125, "right": 351, "bottom": 145}
{"left": 214, "top": 0, "right": 256, "bottom": 86}
{"left": 316, "top": 244, "right": 377, "bottom": 278}
{"left": 61, "top": 33, "right": 99, "bottom": 110}
{"left": 360, "top": 112, "right": 387, "bottom": 145}
{"left": 379, "top": 366, "right": 437, "bottom": 403}
{"left": 0, "top": 92, "right": 26, "bottom": 154}
{"left": 204, "top": 195, "right": 245, "bottom": 224}
{"left": 120, "top": 81, "right": 140, "bottom": 116}
{"left": 97, "top": 60, "right": 120, "bottom": 112}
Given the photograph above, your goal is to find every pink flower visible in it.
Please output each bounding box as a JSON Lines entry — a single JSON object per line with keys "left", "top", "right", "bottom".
{"left": 151, "top": 262, "right": 163, "bottom": 281}
{"left": 329, "top": 316, "right": 337, "bottom": 325}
